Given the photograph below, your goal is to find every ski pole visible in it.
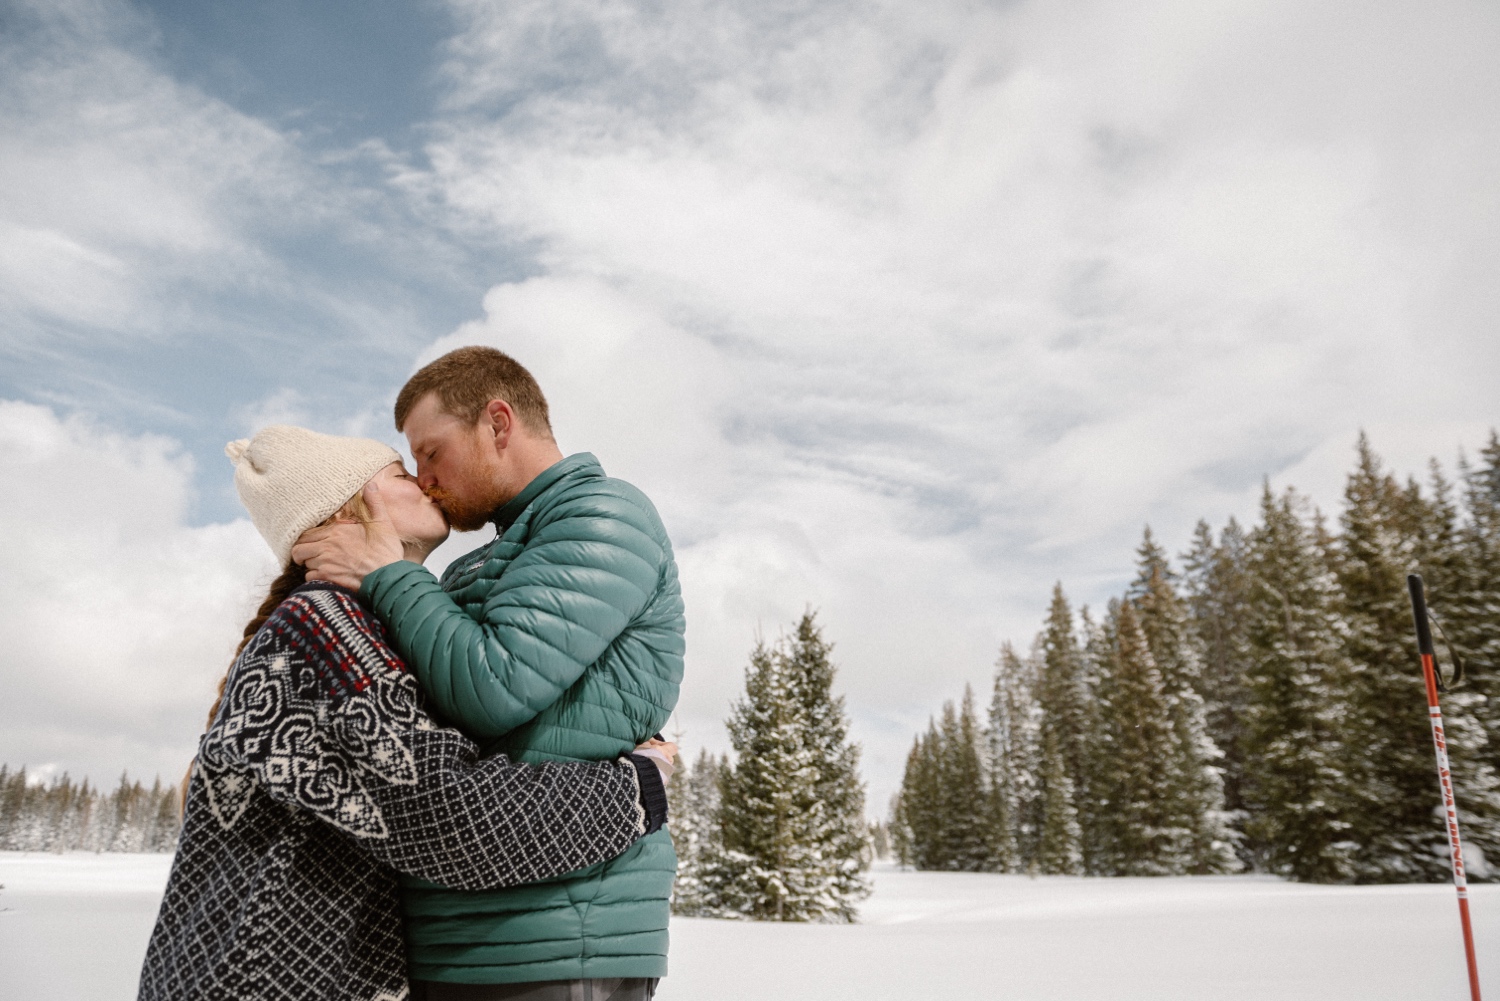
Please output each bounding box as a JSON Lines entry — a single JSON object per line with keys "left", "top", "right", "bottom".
{"left": 1407, "top": 573, "right": 1483, "bottom": 1001}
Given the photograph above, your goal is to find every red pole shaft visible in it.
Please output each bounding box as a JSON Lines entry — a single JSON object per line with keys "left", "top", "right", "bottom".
{"left": 1411, "top": 573, "right": 1483, "bottom": 1001}
{"left": 1421, "top": 651, "right": 1483, "bottom": 1001}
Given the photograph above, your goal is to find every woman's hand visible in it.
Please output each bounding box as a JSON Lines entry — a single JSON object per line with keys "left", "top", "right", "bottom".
{"left": 633, "top": 739, "right": 677, "bottom": 783}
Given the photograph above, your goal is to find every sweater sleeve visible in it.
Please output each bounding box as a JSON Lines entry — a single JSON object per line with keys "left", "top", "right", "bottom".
{"left": 200, "top": 589, "right": 666, "bottom": 892}
{"left": 360, "top": 487, "right": 665, "bottom": 740}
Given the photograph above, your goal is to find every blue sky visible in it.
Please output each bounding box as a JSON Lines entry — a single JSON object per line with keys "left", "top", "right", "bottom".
{"left": 3, "top": 0, "right": 1498, "bottom": 810}
{"left": 1, "top": 0, "right": 509, "bottom": 521}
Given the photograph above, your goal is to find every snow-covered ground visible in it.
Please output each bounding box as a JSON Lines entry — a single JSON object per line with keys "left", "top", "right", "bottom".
{"left": 0, "top": 852, "right": 175, "bottom": 1000}
{"left": 2, "top": 853, "right": 1495, "bottom": 1000}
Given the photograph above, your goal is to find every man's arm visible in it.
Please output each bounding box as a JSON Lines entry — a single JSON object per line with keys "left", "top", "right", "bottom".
{"left": 361, "top": 487, "right": 665, "bottom": 738}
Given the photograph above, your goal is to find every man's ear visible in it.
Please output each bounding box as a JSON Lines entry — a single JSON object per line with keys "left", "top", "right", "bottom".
{"left": 485, "top": 399, "right": 515, "bottom": 452}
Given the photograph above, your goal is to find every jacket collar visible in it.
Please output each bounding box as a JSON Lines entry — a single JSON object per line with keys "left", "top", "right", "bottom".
{"left": 489, "top": 452, "right": 601, "bottom": 532}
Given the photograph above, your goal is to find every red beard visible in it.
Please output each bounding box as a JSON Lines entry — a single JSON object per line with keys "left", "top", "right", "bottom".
{"left": 425, "top": 485, "right": 504, "bottom": 533}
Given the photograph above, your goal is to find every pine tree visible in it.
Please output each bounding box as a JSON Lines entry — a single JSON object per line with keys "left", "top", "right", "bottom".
{"left": 1405, "top": 457, "right": 1500, "bottom": 875}
{"left": 1035, "top": 584, "right": 1090, "bottom": 871}
{"left": 1239, "top": 485, "right": 1355, "bottom": 881}
{"left": 1034, "top": 726, "right": 1083, "bottom": 874}
{"left": 701, "top": 641, "right": 803, "bottom": 919}
{"left": 891, "top": 729, "right": 939, "bottom": 868}
{"left": 0, "top": 765, "right": 22, "bottom": 847}
{"left": 669, "top": 749, "right": 725, "bottom": 916}
{"left": 1455, "top": 435, "right": 1500, "bottom": 790}
{"left": 988, "top": 643, "right": 1040, "bottom": 871}
{"left": 1076, "top": 605, "right": 1111, "bottom": 871}
{"left": 1129, "top": 529, "right": 1239, "bottom": 873}
{"left": 148, "top": 779, "right": 181, "bottom": 852}
{"left": 1336, "top": 435, "right": 1500, "bottom": 881}
{"left": 936, "top": 688, "right": 990, "bottom": 870}
{"left": 1181, "top": 517, "right": 1255, "bottom": 825}
{"left": 1090, "top": 601, "right": 1190, "bottom": 875}
{"left": 890, "top": 691, "right": 990, "bottom": 872}
{"left": 701, "top": 614, "right": 871, "bottom": 921}
{"left": 782, "top": 612, "right": 872, "bottom": 913}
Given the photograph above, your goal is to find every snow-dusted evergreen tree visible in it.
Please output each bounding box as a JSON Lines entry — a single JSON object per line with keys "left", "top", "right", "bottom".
{"left": 1401, "top": 457, "right": 1500, "bottom": 875}
{"left": 669, "top": 749, "right": 725, "bottom": 916}
{"left": 938, "top": 688, "right": 991, "bottom": 869}
{"left": 783, "top": 612, "right": 872, "bottom": 911}
{"left": 891, "top": 690, "right": 989, "bottom": 871}
{"left": 1129, "top": 530, "right": 1239, "bottom": 873}
{"left": 0, "top": 766, "right": 21, "bottom": 846}
{"left": 1181, "top": 517, "right": 1255, "bottom": 826}
{"left": 0, "top": 767, "right": 179, "bottom": 852}
{"left": 1335, "top": 435, "right": 1500, "bottom": 881}
{"left": 1076, "top": 604, "right": 1111, "bottom": 870}
{"left": 700, "top": 614, "right": 870, "bottom": 921}
{"left": 1035, "top": 726, "right": 1083, "bottom": 874}
{"left": 1239, "top": 485, "right": 1356, "bottom": 881}
{"left": 697, "top": 640, "right": 803, "bottom": 917}
{"left": 1454, "top": 435, "right": 1500, "bottom": 788}
{"left": 1090, "top": 600, "right": 1194, "bottom": 874}
{"left": 891, "top": 728, "right": 937, "bottom": 868}
{"left": 1035, "top": 585, "right": 1090, "bottom": 873}
{"left": 988, "top": 642, "right": 1041, "bottom": 871}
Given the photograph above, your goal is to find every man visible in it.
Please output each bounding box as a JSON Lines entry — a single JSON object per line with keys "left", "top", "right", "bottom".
{"left": 295, "top": 346, "right": 685, "bottom": 1001}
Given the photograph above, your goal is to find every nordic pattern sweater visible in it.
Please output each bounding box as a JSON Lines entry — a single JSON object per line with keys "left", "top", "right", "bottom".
{"left": 138, "top": 582, "right": 666, "bottom": 1001}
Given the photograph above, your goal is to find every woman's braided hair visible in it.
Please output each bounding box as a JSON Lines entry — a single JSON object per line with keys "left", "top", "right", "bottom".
{"left": 180, "top": 491, "right": 374, "bottom": 813}
{"left": 203, "top": 561, "right": 308, "bottom": 732}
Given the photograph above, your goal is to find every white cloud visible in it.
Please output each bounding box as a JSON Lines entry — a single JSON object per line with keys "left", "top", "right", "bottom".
{"left": 0, "top": 0, "right": 303, "bottom": 343}
{"left": 0, "top": 401, "right": 276, "bottom": 786}
{"left": 4, "top": 0, "right": 1496, "bottom": 813}
{"left": 410, "top": 0, "right": 1500, "bottom": 806}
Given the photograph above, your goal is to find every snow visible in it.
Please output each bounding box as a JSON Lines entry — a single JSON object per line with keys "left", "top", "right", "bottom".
{"left": 2, "top": 854, "right": 1495, "bottom": 1000}
{"left": 0, "top": 853, "right": 173, "bottom": 1000}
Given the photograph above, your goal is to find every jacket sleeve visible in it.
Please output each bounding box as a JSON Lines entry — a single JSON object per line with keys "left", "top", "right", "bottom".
{"left": 359, "top": 487, "right": 666, "bottom": 739}
{"left": 202, "top": 590, "right": 668, "bottom": 891}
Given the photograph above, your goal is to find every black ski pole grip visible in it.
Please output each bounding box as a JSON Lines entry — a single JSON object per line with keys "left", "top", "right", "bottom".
{"left": 1408, "top": 574, "right": 1435, "bottom": 657}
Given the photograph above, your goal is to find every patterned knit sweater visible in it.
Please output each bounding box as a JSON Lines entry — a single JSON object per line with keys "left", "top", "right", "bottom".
{"left": 138, "top": 582, "right": 666, "bottom": 1001}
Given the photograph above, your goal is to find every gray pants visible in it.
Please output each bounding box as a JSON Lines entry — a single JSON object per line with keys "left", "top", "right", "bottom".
{"left": 409, "top": 978, "right": 658, "bottom": 1001}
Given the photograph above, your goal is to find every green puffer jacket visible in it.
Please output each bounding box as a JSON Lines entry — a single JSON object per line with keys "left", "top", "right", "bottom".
{"left": 360, "top": 453, "right": 684, "bottom": 984}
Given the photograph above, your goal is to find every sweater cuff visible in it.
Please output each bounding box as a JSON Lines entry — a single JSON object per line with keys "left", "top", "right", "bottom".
{"left": 628, "top": 754, "right": 669, "bottom": 835}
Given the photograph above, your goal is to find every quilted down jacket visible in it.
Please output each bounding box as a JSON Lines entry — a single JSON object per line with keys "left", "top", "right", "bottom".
{"left": 360, "top": 452, "right": 685, "bottom": 984}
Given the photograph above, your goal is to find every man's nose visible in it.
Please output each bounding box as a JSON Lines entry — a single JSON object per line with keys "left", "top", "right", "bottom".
{"left": 417, "top": 468, "right": 437, "bottom": 491}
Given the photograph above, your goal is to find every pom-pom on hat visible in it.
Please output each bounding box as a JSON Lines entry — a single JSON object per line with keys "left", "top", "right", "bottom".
{"left": 225, "top": 425, "right": 401, "bottom": 566}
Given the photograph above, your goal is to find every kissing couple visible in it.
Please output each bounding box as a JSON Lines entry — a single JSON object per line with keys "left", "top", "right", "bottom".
{"left": 141, "top": 346, "right": 686, "bottom": 1001}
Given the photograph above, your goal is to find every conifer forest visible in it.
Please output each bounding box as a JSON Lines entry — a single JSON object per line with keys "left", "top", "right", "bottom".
{"left": 890, "top": 434, "right": 1500, "bottom": 883}
{"left": 0, "top": 766, "right": 181, "bottom": 854}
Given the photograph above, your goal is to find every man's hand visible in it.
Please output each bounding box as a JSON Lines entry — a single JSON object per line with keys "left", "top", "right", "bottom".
{"left": 291, "top": 481, "right": 406, "bottom": 590}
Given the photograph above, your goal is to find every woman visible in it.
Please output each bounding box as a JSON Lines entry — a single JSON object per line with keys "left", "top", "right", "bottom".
{"left": 139, "top": 426, "right": 672, "bottom": 1001}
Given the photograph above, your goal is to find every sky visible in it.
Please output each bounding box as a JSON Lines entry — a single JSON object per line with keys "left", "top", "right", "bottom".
{"left": 2, "top": 0, "right": 1498, "bottom": 813}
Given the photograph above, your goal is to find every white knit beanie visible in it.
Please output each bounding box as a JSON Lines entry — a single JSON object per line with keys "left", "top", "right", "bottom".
{"left": 225, "top": 425, "right": 402, "bottom": 566}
